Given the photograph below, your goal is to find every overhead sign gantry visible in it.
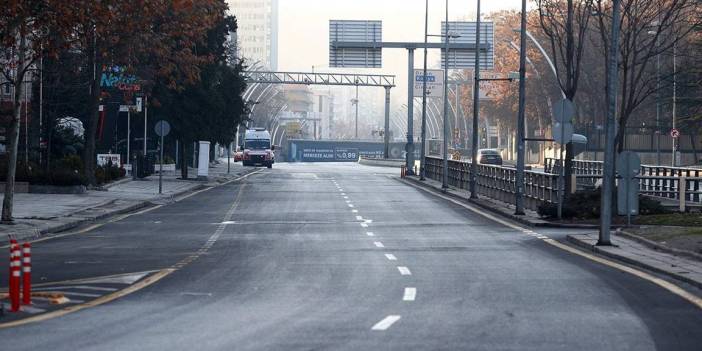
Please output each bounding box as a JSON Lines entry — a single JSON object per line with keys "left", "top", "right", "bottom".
{"left": 329, "top": 19, "right": 494, "bottom": 174}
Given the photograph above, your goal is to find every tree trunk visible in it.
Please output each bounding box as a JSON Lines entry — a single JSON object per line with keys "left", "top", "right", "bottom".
{"left": 690, "top": 134, "right": 699, "bottom": 165}
{"left": 81, "top": 34, "right": 101, "bottom": 186}
{"left": 2, "top": 35, "right": 27, "bottom": 223}
{"left": 81, "top": 67, "right": 101, "bottom": 185}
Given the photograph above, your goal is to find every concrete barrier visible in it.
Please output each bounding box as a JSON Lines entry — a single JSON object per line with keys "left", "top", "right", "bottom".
{"left": 358, "top": 158, "right": 405, "bottom": 168}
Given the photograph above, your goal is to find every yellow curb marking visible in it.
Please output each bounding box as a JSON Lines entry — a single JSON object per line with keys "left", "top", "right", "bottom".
{"left": 404, "top": 178, "right": 702, "bottom": 310}
{"left": 0, "top": 268, "right": 175, "bottom": 329}
{"left": 0, "top": 169, "right": 262, "bottom": 328}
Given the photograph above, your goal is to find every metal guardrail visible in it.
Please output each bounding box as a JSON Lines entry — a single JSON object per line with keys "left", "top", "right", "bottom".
{"left": 545, "top": 157, "right": 702, "bottom": 206}
{"left": 425, "top": 156, "right": 558, "bottom": 211}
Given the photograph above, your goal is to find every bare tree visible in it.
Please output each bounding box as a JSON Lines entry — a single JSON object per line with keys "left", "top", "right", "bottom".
{"left": 594, "top": 0, "right": 700, "bottom": 153}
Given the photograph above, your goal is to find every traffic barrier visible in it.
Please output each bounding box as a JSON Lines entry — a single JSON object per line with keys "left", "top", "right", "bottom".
{"left": 9, "top": 238, "right": 21, "bottom": 312}
{"left": 22, "top": 242, "right": 31, "bottom": 305}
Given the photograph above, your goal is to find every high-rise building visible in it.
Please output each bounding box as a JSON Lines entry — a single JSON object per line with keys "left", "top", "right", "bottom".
{"left": 228, "top": 0, "right": 279, "bottom": 70}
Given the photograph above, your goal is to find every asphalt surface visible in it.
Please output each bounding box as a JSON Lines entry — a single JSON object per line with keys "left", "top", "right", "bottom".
{"left": 1, "top": 162, "right": 701, "bottom": 350}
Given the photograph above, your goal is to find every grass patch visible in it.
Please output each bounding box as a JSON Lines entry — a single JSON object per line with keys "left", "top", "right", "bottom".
{"left": 634, "top": 213, "right": 702, "bottom": 226}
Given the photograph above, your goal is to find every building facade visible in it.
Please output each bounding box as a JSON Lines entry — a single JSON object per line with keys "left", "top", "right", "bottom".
{"left": 229, "top": 0, "right": 279, "bottom": 70}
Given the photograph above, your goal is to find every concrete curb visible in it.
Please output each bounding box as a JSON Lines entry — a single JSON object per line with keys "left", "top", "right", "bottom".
{"left": 0, "top": 168, "right": 259, "bottom": 245}
{"left": 358, "top": 158, "right": 405, "bottom": 168}
{"left": 617, "top": 230, "right": 702, "bottom": 262}
{"left": 566, "top": 234, "right": 702, "bottom": 290}
{"left": 401, "top": 176, "right": 601, "bottom": 229}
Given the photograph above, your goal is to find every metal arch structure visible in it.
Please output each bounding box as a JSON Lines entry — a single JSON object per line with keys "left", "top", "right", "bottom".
{"left": 243, "top": 71, "right": 396, "bottom": 88}
{"left": 242, "top": 70, "right": 397, "bottom": 159}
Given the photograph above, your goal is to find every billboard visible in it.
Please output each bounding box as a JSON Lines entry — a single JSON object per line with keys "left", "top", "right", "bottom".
{"left": 329, "top": 20, "right": 382, "bottom": 68}
{"left": 441, "top": 22, "right": 494, "bottom": 70}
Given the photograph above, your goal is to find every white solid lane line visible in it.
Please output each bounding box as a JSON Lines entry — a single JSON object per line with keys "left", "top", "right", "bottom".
{"left": 385, "top": 254, "right": 397, "bottom": 261}
{"left": 371, "top": 315, "right": 402, "bottom": 331}
{"left": 373, "top": 241, "right": 385, "bottom": 248}
{"left": 403, "top": 287, "right": 417, "bottom": 301}
{"left": 397, "top": 266, "right": 412, "bottom": 276}
{"left": 366, "top": 232, "right": 375, "bottom": 236}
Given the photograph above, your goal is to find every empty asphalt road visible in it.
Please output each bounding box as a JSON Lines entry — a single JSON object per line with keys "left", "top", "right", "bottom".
{"left": 1, "top": 162, "right": 701, "bottom": 350}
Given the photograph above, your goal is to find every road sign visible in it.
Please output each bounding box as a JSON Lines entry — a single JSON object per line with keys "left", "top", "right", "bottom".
{"left": 441, "top": 21, "right": 495, "bottom": 70}
{"left": 553, "top": 99, "right": 575, "bottom": 123}
{"left": 617, "top": 151, "right": 641, "bottom": 219}
{"left": 154, "top": 120, "right": 171, "bottom": 137}
{"left": 413, "top": 69, "right": 444, "bottom": 98}
{"left": 136, "top": 97, "right": 143, "bottom": 112}
{"left": 552, "top": 122, "right": 574, "bottom": 145}
{"left": 329, "top": 20, "right": 382, "bottom": 68}
{"left": 616, "top": 151, "right": 641, "bottom": 179}
{"left": 670, "top": 128, "right": 680, "bottom": 138}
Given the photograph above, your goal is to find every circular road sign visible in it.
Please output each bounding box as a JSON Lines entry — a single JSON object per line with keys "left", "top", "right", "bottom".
{"left": 553, "top": 99, "right": 575, "bottom": 123}
{"left": 617, "top": 151, "right": 641, "bottom": 179}
{"left": 552, "top": 122, "right": 574, "bottom": 145}
{"left": 155, "top": 120, "right": 171, "bottom": 137}
{"left": 670, "top": 128, "right": 680, "bottom": 138}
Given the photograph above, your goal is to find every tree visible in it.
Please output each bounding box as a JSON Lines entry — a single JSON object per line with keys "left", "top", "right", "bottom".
{"left": 0, "top": 0, "right": 77, "bottom": 222}
{"left": 152, "top": 9, "right": 248, "bottom": 179}
{"left": 594, "top": 0, "right": 700, "bottom": 153}
{"left": 67, "top": 0, "right": 225, "bottom": 185}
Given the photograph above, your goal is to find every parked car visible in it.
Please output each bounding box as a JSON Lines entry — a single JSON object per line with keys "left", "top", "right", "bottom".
{"left": 476, "top": 149, "right": 503, "bottom": 165}
{"left": 234, "top": 149, "right": 244, "bottom": 162}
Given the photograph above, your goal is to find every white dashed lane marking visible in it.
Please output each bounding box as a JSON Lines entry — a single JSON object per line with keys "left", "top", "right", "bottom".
{"left": 356, "top": 216, "right": 363, "bottom": 220}
{"left": 397, "top": 266, "right": 412, "bottom": 276}
{"left": 366, "top": 232, "right": 375, "bottom": 237}
{"left": 385, "top": 254, "right": 397, "bottom": 261}
{"left": 373, "top": 241, "right": 385, "bottom": 248}
{"left": 352, "top": 209, "right": 358, "bottom": 213}
{"left": 360, "top": 222, "right": 367, "bottom": 227}
{"left": 403, "top": 287, "right": 417, "bottom": 301}
{"left": 371, "top": 315, "right": 401, "bottom": 331}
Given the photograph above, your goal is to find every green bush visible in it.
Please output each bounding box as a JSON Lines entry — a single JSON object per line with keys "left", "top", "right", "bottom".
{"left": 537, "top": 189, "right": 668, "bottom": 219}
{"left": 57, "top": 155, "right": 84, "bottom": 173}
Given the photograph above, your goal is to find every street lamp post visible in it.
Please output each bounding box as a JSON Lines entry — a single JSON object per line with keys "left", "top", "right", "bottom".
{"left": 470, "top": 0, "right": 481, "bottom": 199}
{"left": 420, "top": 0, "right": 429, "bottom": 180}
{"left": 515, "top": 0, "right": 527, "bottom": 215}
{"left": 442, "top": 0, "right": 450, "bottom": 190}
{"left": 599, "top": 0, "right": 622, "bottom": 246}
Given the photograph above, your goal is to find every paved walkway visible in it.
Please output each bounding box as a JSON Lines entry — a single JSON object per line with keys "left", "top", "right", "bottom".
{"left": 402, "top": 174, "right": 702, "bottom": 292}
{"left": 0, "top": 159, "right": 254, "bottom": 243}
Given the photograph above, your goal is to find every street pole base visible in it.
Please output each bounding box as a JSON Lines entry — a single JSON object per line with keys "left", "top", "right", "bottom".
{"left": 406, "top": 170, "right": 415, "bottom": 176}
{"left": 419, "top": 177, "right": 426, "bottom": 181}
{"left": 514, "top": 210, "right": 525, "bottom": 216}
{"left": 1, "top": 220, "right": 15, "bottom": 225}
{"left": 596, "top": 240, "right": 614, "bottom": 247}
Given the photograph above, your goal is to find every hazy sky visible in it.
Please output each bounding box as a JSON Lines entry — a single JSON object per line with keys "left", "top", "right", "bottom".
{"left": 278, "top": 0, "right": 523, "bottom": 72}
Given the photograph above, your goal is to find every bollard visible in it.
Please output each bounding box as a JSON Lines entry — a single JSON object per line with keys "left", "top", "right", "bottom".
{"left": 22, "top": 243, "right": 31, "bottom": 305}
{"left": 401, "top": 165, "right": 406, "bottom": 178}
{"left": 10, "top": 241, "right": 21, "bottom": 312}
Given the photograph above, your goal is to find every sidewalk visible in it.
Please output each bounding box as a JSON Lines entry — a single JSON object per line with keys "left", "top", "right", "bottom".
{"left": 0, "top": 159, "right": 255, "bottom": 244}
{"left": 402, "top": 174, "right": 702, "bottom": 291}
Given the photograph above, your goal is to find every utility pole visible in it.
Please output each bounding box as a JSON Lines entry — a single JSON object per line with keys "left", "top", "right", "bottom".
{"left": 599, "top": 0, "right": 621, "bottom": 246}
{"left": 420, "top": 0, "right": 429, "bottom": 180}
{"left": 355, "top": 84, "right": 359, "bottom": 139}
{"left": 672, "top": 40, "right": 677, "bottom": 167}
{"left": 144, "top": 95, "right": 148, "bottom": 156}
{"left": 515, "top": 0, "right": 527, "bottom": 215}
{"left": 442, "top": 0, "right": 450, "bottom": 190}
{"left": 470, "top": 0, "right": 481, "bottom": 199}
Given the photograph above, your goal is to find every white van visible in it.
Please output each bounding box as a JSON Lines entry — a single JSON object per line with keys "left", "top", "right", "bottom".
{"left": 242, "top": 128, "right": 275, "bottom": 168}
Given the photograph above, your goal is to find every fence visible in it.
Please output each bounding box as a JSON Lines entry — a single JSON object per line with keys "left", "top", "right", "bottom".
{"left": 544, "top": 157, "right": 702, "bottom": 205}
{"left": 425, "top": 156, "right": 559, "bottom": 211}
